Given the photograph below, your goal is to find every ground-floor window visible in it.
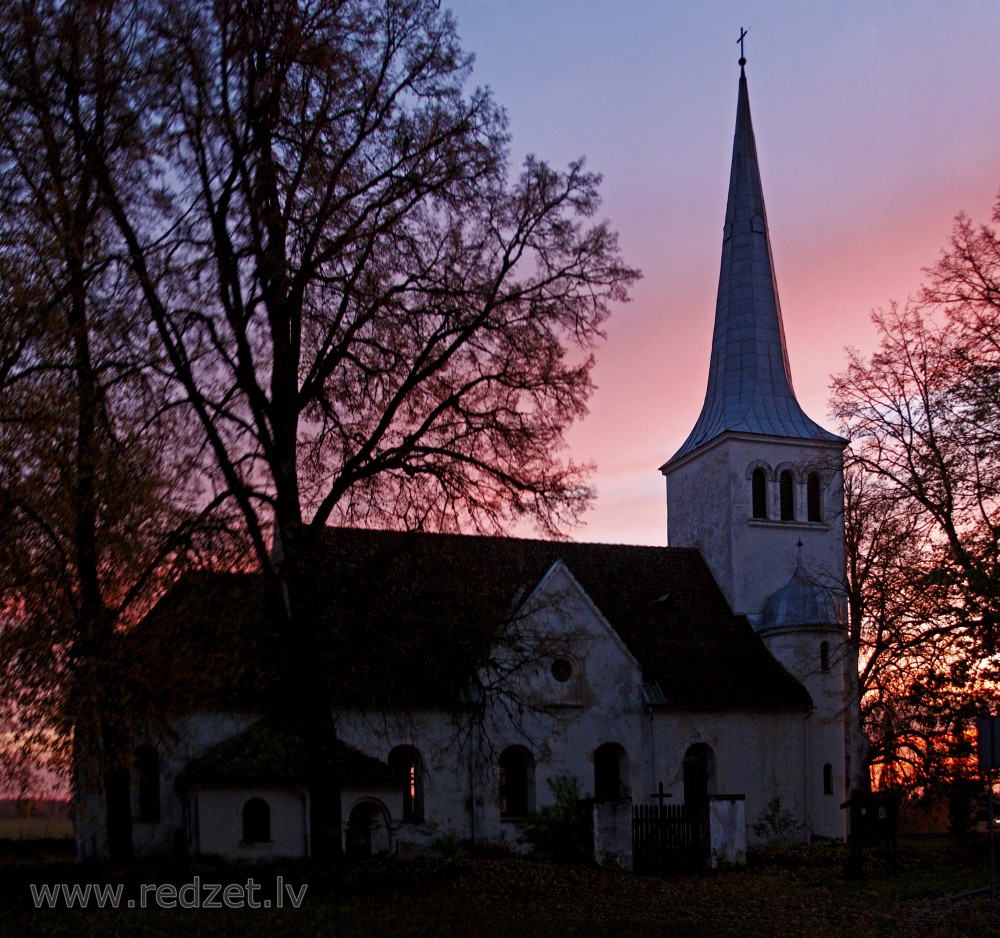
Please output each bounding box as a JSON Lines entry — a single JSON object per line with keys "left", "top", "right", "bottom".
{"left": 594, "top": 742, "right": 629, "bottom": 801}
{"left": 388, "top": 745, "right": 424, "bottom": 822}
{"left": 683, "top": 743, "right": 716, "bottom": 812}
{"left": 499, "top": 746, "right": 534, "bottom": 817}
{"left": 242, "top": 797, "right": 271, "bottom": 843}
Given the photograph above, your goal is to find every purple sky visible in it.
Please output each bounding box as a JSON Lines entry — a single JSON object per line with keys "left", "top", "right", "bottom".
{"left": 447, "top": 1, "right": 1000, "bottom": 545}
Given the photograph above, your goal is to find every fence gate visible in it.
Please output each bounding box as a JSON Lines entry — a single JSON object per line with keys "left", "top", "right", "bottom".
{"left": 633, "top": 803, "right": 707, "bottom": 872}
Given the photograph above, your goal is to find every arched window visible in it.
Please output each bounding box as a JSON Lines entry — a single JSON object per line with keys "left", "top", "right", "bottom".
{"left": 499, "top": 746, "right": 534, "bottom": 818}
{"left": 388, "top": 745, "right": 424, "bottom": 822}
{"left": 683, "top": 743, "right": 716, "bottom": 813}
{"left": 751, "top": 468, "right": 768, "bottom": 519}
{"left": 820, "top": 641, "right": 831, "bottom": 673}
{"left": 823, "top": 763, "right": 833, "bottom": 795}
{"left": 135, "top": 747, "right": 160, "bottom": 823}
{"left": 779, "top": 470, "right": 795, "bottom": 521}
{"left": 807, "top": 473, "right": 822, "bottom": 522}
{"left": 594, "top": 743, "right": 629, "bottom": 801}
{"left": 242, "top": 797, "right": 271, "bottom": 844}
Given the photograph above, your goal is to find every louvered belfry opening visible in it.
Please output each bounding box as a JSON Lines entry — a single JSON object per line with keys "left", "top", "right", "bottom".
{"left": 779, "top": 471, "right": 794, "bottom": 520}
{"left": 751, "top": 468, "right": 767, "bottom": 518}
{"left": 807, "top": 473, "right": 822, "bottom": 522}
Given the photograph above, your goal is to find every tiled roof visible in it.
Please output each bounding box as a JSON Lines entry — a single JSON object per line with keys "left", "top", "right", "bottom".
{"left": 183, "top": 717, "right": 396, "bottom": 786}
{"left": 664, "top": 66, "right": 844, "bottom": 468}
{"left": 136, "top": 528, "right": 811, "bottom": 714}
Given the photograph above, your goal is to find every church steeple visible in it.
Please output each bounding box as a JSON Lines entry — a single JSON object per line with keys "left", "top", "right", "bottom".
{"left": 660, "top": 55, "right": 848, "bottom": 622}
{"left": 663, "top": 63, "right": 842, "bottom": 469}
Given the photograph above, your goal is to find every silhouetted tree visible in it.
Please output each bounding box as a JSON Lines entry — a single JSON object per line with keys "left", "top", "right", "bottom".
{"left": 0, "top": 0, "right": 231, "bottom": 859}
{"left": 834, "top": 194, "right": 1000, "bottom": 805}
{"left": 84, "top": 0, "right": 637, "bottom": 858}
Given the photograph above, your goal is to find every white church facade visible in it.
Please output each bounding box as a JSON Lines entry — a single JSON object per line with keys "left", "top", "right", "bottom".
{"left": 76, "top": 63, "right": 852, "bottom": 863}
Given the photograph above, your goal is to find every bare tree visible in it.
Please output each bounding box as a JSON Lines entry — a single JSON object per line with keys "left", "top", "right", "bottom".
{"left": 833, "top": 194, "right": 1000, "bottom": 808}
{"left": 0, "top": 0, "right": 229, "bottom": 859}
{"left": 81, "top": 0, "right": 637, "bottom": 857}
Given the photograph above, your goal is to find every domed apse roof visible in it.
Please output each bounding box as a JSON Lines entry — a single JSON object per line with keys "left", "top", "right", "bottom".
{"left": 761, "top": 555, "right": 840, "bottom": 630}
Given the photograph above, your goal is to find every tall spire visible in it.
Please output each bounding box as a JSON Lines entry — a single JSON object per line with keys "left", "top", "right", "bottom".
{"left": 664, "top": 63, "right": 843, "bottom": 467}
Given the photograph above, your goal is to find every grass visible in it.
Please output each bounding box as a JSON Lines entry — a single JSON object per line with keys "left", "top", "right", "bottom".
{"left": 0, "top": 836, "right": 996, "bottom": 937}
{"left": 0, "top": 816, "right": 74, "bottom": 840}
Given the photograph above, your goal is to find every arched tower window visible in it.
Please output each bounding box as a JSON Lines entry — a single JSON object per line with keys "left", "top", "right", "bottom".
{"left": 779, "top": 470, "right": 795, "bottom": 521}
{"left": 499, "top": 746, "right": 534, "bottom": 818}
{"left": 823, "top": 763, "right": 833, "bottom": 795}
{"left": 751, "top": 468, "right": 767, "bottom": 519}
{"left": 388, "top": 745, "right": 424, "bottom": 822}
{"left": 820, "top": 641, "right": 831, "bottom": 673}
{"left": 807, "top": 473, "right": 822, "bottom": 522}
{"left": 594, "top": 743, "right": 629, "bottom": 801}
{"left": 242, "top": 797, "right": 271, "bottom": 844}
{"left": 135, "top": 747, "right": 160, "bottom": 823}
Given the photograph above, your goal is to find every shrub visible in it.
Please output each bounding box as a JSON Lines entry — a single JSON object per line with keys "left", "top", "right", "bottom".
{"left": 752, "top": 798, "right": 804, "bottom": 845}
{"left": 519, "top": 776, "right": 589, "bottom": 862}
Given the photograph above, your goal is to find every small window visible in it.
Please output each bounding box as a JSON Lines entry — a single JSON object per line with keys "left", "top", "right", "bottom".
{"left": 242, "top": 797, "right": 271, "bottom": 844}
{"left": 551, "top": 658, "right": 573, "bottom": 683}
{"left": 820, "top": 641, "right": 830, "bottom": 673}
{"left": 135, "top": 747, "right": 161, "bottom": 822}
{"left": 807, "top": 473, "right": 822, "bottom": 522}
{"left": 388, "top": 745, "right": 424, "bottom": 822}
{"left": 779, "top": 470, "right": 795, "bottom": 521}
{"left": 751, "top": 468, "right": 767, "bottom": 519}
{"left": 823, "top": 763, "right": 833, "bottom": 795}
{"left": 499, "top": 746, "right": 534, "bottom": 818}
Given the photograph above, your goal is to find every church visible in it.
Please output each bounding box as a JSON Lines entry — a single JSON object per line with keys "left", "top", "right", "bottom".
{"left": 76, "top": 62, "right": 852, "bottom": 862}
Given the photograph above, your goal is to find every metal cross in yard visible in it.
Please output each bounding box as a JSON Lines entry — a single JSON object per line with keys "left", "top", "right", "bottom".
{"left": 649, "top": 781, "right": 673, "bottom": 808}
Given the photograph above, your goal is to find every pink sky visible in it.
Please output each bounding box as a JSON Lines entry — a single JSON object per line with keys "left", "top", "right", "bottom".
{"left": 448, "top": 1, "right": 1000, "bottom": 545}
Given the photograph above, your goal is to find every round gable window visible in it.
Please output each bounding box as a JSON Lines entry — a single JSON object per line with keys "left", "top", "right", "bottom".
{"left": 550, "top": 658, "right": 573, "bottom": 683}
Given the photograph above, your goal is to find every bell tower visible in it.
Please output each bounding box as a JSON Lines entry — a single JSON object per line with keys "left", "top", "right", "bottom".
{"left": 659, "top": 59, "right": 847, "bottom": 619}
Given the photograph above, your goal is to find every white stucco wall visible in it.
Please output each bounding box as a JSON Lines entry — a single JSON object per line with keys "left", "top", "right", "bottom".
{"left": 761, "top": 623, "right": 848, "bottom": 840}
{"left": 337, "top": 707, "right": 476, "bottom": 851}
{"left": 708, "top": 795, "right": 746, "bottom": 866}
{"left": 192, "top": 786, "right": 308, "bottom": 860}
{"left": 665, "top": 434, "right": 846, "bottom": 617}
{"left": 132, "top": 712, "right": 261, "bottom": 858}
{"left": 647, "top": 708, "right": 811, "bottom": 845}
{"left": 337, "top": 561, "right": 647, "bottom": 851}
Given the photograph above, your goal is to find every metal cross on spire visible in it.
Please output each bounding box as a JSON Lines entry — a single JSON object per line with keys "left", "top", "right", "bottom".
{"left": 737, "top": 26, "right": 749, "bottom": 66}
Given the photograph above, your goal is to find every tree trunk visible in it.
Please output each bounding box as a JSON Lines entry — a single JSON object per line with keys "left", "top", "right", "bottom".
{"left": 281, "top": 527, "right": 342, "bottom": 861}
{"left": 843, "top": 633, "right": 870, "bottom": 795}
{"left": 102, "top": 720, "right": 134, "bottom": 862}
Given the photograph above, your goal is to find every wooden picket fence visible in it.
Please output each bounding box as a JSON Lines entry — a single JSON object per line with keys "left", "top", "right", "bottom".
{"left": 632, "top": 803, "right": 707, "bottom": 872}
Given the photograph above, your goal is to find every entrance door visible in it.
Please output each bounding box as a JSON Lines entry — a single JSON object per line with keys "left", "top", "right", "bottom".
{"left": 346, "top": 802, "right": 390, "bottom": 858}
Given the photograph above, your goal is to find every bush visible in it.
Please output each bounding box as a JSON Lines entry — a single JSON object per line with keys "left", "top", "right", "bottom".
{"left": 430, "top": 832, "right": 461, "bottom": 858}
{"left": 752, "top": 798, "right": 804, "bottom": 845}
{"left": 518, "top": 776, "right": 589, "bottom": 862}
